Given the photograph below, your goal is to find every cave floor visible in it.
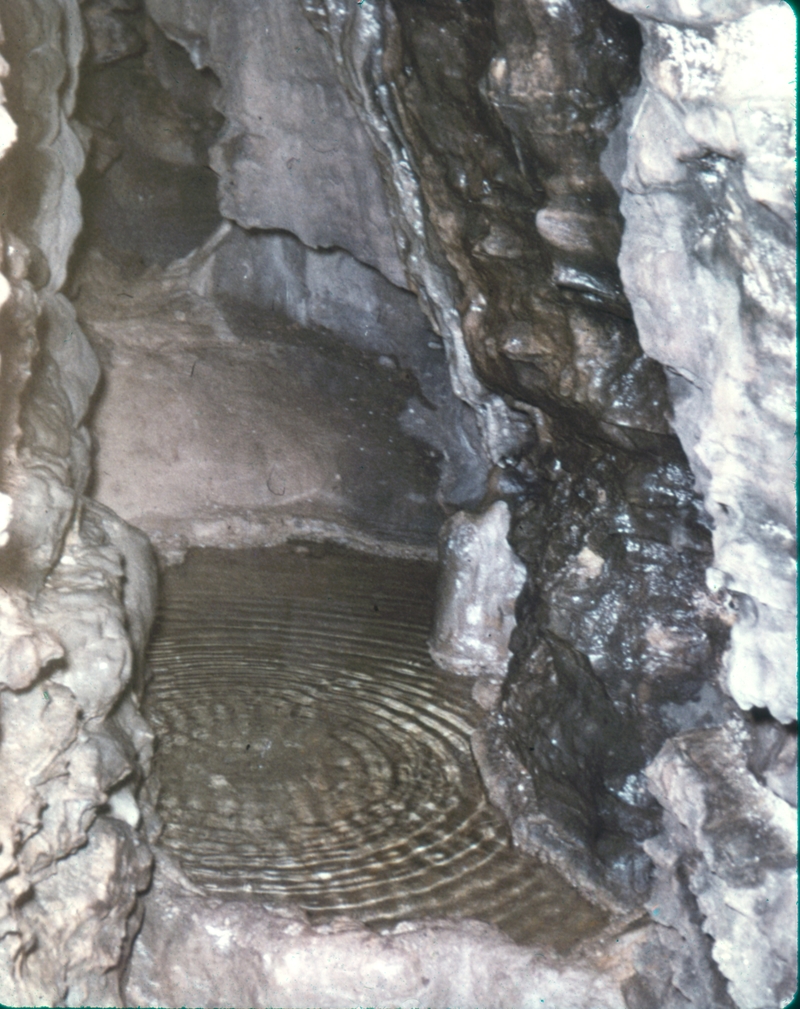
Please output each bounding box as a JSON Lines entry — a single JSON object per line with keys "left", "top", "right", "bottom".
{"left": 143, "top": 543, "right": 610, "bottom": 953}
{"left": 74, "top": 249, "right": 444, "bottom": 562}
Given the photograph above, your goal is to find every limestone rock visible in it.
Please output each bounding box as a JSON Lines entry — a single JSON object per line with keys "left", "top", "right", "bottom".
{"left": 303, "top": 0, "right": 758, "bottom": 937}
{"left": 430, "top": 501, "right": 526, "bottom": 678}
{"left": 145, "top": 0, "right": 406, "bottom": 287}
{"left": 74, "top": 13, "right": 224, "bottom": 269}
{"left": 82, "top": 0, "right": 146, "bottom": 64}
{"left": 125, "top": 851, "right": 654, "bottom": 1009}
{"left": 303, "top": 0, "right": 671, "bottom": 451}
{"left": 73, "top": 246, "right": 453, "bottom": 561}
{"left": 297, "top": 0, "right": 540, "bottom": 469}
{"left": 644, "top": 720, "right": 797, "bottom": 1009}
{"left": 0, "top": 4, "right": 157, "bottom": 1003}
{"left": 204, "top": 222, "right": 491, "bottom": 509}
{"left": 470, "top": 428, "right": 736, "bottom": 912}
{"left": 606, "top": 0, "right": 797, "bottom": 723}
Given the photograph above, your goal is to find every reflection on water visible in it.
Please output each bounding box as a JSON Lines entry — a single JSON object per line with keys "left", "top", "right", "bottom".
{"left": 145, "top": 544, "right": 608, "bottom": 951}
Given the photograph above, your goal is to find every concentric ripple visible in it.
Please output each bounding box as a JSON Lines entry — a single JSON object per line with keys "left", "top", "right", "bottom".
{"left": 144, "top": 545, "right": 608, "bottom": 950}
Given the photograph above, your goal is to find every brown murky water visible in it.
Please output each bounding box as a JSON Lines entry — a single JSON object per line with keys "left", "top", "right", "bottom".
{"left": 144, "top": 544, "right": 608, "bottom": 951}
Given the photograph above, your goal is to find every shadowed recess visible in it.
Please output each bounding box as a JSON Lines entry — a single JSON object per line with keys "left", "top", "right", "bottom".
{"left": 144, "top": 544, "right": 609, "bottom": 952}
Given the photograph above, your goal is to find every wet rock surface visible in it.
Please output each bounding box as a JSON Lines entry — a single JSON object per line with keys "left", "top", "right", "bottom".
{"left": 297, "top": 0, "right": 753, "bottom": 929}
{"left": 644, "top": 717, "right": 797, "bottom": 1009}
{"left": 293, "top": 4, "right": 795, "bottom": 1003}
{"left": 607, "top": 0, "right": 797, "bottom": 725}
{"left": 303, "top": 0, "right": 671, "bottom": 448}
{"left": 126, "top": 851, "right": 656, "bottom": 1009}
{"left": 472, "top": 429, "right": 736, "bottom": 909}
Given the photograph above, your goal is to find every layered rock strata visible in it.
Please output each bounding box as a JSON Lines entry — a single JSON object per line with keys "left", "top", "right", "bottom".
{"left": 0, "top": 4, "right": 156, "bottom": 1004}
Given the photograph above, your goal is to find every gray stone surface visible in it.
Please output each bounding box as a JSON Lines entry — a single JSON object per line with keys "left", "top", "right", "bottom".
{"left": 72, "top": 241, "right": 462, "bottom": 563}
{"left": 0, "top": 4, "right": 157, "bottom": 1004}
{"left": 74, "top": 11, "right": 224, "bottom": 270}
{"left": 145, "top": 0, "right": 406, "bottom": 287}
{"left": 125, "top": 851, "right": 652, "bottom": 1009}
{"left": 430, "top": 501, "right": 527, "bottom": 678}
{"left": 297, "top": 0, "right": 540, "bottom": 469}
{"left": 205, "top": 222, "right": 490, "bottom": 510}
{"left": 299, "top": 10, "right": 794, "bottom": 989}
{"left": 644, "top": 720, "right": 797, "bottom": 1009}
{"left": 606, "top": 0, "right": 797, "bottom": 724}
{"left": 0, "top": 0, "right": 793, "bottom": 1003}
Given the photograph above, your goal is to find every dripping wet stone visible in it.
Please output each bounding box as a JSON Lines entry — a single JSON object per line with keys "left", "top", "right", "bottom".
{"left": 481, "top": 427, "right": 737, "bottom": 907}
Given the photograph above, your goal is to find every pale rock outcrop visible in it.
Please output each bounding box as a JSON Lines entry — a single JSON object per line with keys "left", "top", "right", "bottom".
{"left": 125, "top": 851, "right": 661, "bottom": 1009}
{"left": 605, "top": 0, "right": 797, "bottom": 724}
{"left": 644, "top": 720, "right": 797, "bottom": 1009}
{"left": 71, "top": 220, "right": 491, "bottom": 561}
{"left": 0, "top": 3, "right": 156, "bottom": 1004}
{"left": 430, "top": 501, "right": 526, "bottom": 679}
{"left": 200, "top": 221, "right": 490, "bottom": 510}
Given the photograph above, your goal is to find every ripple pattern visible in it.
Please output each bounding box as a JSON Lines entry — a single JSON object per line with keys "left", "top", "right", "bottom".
{"left": 144, "top": 545, "right": 608, "bottom": 950}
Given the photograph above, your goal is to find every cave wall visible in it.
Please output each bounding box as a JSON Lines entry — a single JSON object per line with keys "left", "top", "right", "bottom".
{"left": 608, "top": 0, "right": 796, "bottom": 726}
{"left": 603, "top": 4, "right": 798, "bottom": 1004}
{"left": 68, "top": 3, "right": 495, "bottom": 559}
{"left": 0, "top": 4, "right": 156, "bottom": 1004}
{"left": 142, "top": 0, "right": 406, "bottom": 286}
{"left": 289, "top": 0, "right": 794, "bottom": 1003}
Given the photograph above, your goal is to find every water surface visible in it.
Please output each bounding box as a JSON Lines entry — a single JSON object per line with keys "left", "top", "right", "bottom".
{"left": 145, "top": 544, "right": 608, "bottom": 951}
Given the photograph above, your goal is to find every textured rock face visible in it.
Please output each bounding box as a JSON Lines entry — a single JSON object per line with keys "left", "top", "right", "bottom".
{"left": 606, "top": 0, "right": 797, "bottom": 725}
{"left": 644, "top": 719, "right": 797, "bottom": 1009}
{"left": 74, "top": 244, "right": 452, "bottom": 561}
{"left": 475, "top": 437, "right": 738, "bottom": 912}
{"left": 430, "top": 501, "right": 527, "bottom": 678}
{"left": 302, "top": 0, "right": 671, "bottom": 450}
{"left": 145, "top": 0, "right": 405, "bottom": 286}
{"left": 289, "top": 1, "right": 795, "bottom": 1003}
{"left": 0, "top": 0, "right": 793, "bottom": 1005}
{"left": 125, "top": 853, "right": 655, "bottom": 1009}
{"left": 74, "top": 9, "right": 223, "bottom": 270}
{"left": 597, "top": 6, "right": 797, "bottom": 1000}
{"left": 0, "top": 4, "right": 156, "bottom": 1004}
{"left": 69, "top": 7, "right": 490, "bottom": 558}
{"left": 299, "top": 0, "right": 741, "bottom": 927}
{"left": 206, "top": 223, "right": 490, "bottom": 509}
